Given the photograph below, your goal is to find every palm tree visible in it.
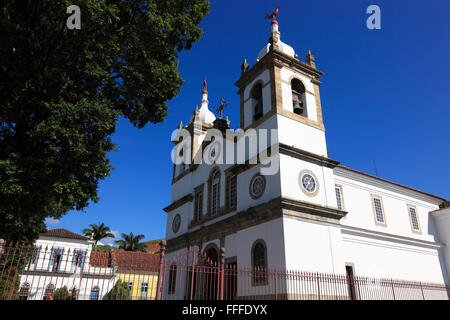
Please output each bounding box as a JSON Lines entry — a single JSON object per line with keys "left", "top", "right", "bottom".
{"left": 82, "top": 223, "right": 115, "bottom": 245}
{"left": 114, "top": 232, "right": 147, "bottom": 252}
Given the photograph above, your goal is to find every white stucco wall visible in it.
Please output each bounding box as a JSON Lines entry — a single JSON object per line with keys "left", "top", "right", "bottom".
{"left": 276, "top": 115, "right": 328, "bottom": 156}
{"left": 334, "top": 168, "right": 441, "bottom": 242}
{"left": 431, "top": 208, "right": 450, "bottom": 284}
{"left": 279, "top": 154, "right": 337, "bottom": 208}
{"left": 340, "top": 227, "right": 445, "bottom": 283}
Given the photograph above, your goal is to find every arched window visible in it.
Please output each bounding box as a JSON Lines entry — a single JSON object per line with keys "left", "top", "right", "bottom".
{"left": 250, "top": 83, "right": 263, "bottom": 121}
{"left": 44, "top": 283, "right": 55, "bottom": 299}
{"left": 209, "top": 169, "right": 221, "bottom": 216}
{"left": 205, "top": 247, "right": 218, "bottom": 265}
{"left": 19, "top": 283, "right": 30, "bottom": 300}
{"left": 168, "top": 264, "right": 177, "bottom": 294}
{"left": 90, "top": 286, "right": 100, "bottom": 300}
{"left": 179, "top": 149, "right": 185, "bottom": 175}
{"left": 251, "top": 240, "right": 268, "bottom": 286}
{"left": 203, "top": 244, "right": 219, "bottom": 300}
{"left": 291, "top": 78, "right": 307, "bottom": 116}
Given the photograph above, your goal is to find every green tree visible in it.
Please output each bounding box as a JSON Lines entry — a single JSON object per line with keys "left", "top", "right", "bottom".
{"left": 106, "top": 279, "right": 130, "bottom": 300}
{"left": 0, "top": 0, "right": 210, "bottom": 243}
{"left": 439, "top": 200, "right": 450, "bottom": 209}
{"left": 53, "top": 286, "right": 69, "bottom": 300}
{"left": 82, "top": 223, "right": 114, "bottom": 245}
{"left": 115, "top": 232, "right": 147, "bottom": 252}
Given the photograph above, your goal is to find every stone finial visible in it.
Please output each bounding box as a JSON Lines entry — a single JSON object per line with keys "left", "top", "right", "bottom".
{"left": 178, "top": 121, "right": 183, "bottom": 129}
{"left": 306, "top": 50, "right": 316, "bottom": 68}
{"left": 241, "top": 58, "right": 250, "bottom": 73}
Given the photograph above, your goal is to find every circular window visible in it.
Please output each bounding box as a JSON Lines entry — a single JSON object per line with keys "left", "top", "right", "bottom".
{"left": 299, "top": 170, "right": 319, "bottom": 196}
{"left": 172, "top": 214, "right": 181, "bottom": 233}
{"left": 208, "top": 141, "right": 221, "bottom": 163}
{"left": 249, "top": 174, "right": 266, "bottom": 200}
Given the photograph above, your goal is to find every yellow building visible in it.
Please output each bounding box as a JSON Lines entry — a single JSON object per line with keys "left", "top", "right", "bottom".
{"left": 111, "top": 250, "right": 160, "bottom": 300}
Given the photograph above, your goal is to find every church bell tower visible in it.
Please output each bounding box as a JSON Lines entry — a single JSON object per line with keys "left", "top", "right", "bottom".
{"left": 235, "top": 15, "right": 328, "bottom": 158}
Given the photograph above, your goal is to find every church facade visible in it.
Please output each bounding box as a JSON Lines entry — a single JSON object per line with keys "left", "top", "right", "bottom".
{"left": 162, "top": 18, "right": 450, "bottom": 296}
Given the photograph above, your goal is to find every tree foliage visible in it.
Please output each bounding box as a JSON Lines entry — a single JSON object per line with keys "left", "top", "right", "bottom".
{"left": 114, "top": 232, "right": 147, "bottom": 252}
{"left": 53, "top": 286, "right": 69, "bottom": 300}
{"left": 0, "top": 0, "right": 210, "bottom": 243}
{"left": 439, "top": 200, "right": 450, "bottom": 209}
{"left": 106, "top": 279, "right": 130, "bottom": 300}
{"left": 82, "top": 222, "right": 114, "bottom": 245}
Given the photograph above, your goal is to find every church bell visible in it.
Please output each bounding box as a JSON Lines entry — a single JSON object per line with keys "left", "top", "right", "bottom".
{"left": 293, "top": 99, "right": 304, "bottom": 115}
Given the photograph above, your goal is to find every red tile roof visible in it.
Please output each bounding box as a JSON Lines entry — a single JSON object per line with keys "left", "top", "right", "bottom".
{"left": 145, "top": 242, "right": 160, "bottom": 254}
{"left": 40, "top": 228, "right": 89, "bottom": 241}
{"left": 89, "top": 251, "right": 112, "bottom": 267}
{"left": 111, "top": 250, "right": 159, "bottom": 272}
{"left": 337, "top": 165, "right": 446, "bottom": 202}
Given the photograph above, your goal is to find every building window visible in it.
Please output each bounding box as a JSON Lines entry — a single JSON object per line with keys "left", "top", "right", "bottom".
{"left": 371, "top": 195, "right": 386, "bottom": 225}
{"left": 335, "top": 185, "right": 344, "bottom": 211}
{"left": 19, "top": 283, "right": 30, "bottom": 300}
{"left": 139, "top": 282, "right": 149, "bottom": 300}
{"left": 72, "top": 287, "right": 78, "bottom": 300}
{"left": 32, "top": 246, "right": 40, "bottom": 269}
{"left": 210, "top": 170, "right": 220, "bottom": 216}
{"left": 178, "top": 149, "right": 186, "bottom": 175}
{"left": 194, "top": 189, "right": 204, "bottom": 222}
{"left": 250, "top": 83, "right": 263, "bottom": 121}
{"left": 73, "top": 250, "right": 85, "bottom": 268}
{"left": 126, "top": 280, "right": 134, "bottom": 298}
{"left": 228, "top": 174, "right": 237, "bottom": 209}
{"left": 408, "top": 205, "right": 421, "bottom": 233}
{"left": 291, "top": 78, "right": 307, "bottom": 116}
{"left": 251, "top": 240, "right": 268, "bottom": 286}
{"left": 168, "top": 264, "right": 177, "bottom": 294}
{"left": 50, "top": 248, "right": 62, "bottom": 272}
{"left": 90, "top": 286, "right": 100, "bottom": 300}
{"left": 249, "top": 174, "right": 266, "bottom": 200}
{"left": 44, "top": 284, "right": 55, "bottom": 299}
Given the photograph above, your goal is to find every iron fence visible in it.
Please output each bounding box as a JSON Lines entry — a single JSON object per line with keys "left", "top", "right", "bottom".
{"left": 155, "top": 243, "right": 450, "bottom": 300}
{"left": 1, "top": 240, "right": 449, "bottom": 300}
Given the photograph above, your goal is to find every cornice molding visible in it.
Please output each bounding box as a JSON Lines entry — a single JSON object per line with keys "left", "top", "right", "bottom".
{"left": 279, "top": 143, "right": 340, "bottom": 168}
{"left": 163, "top": 193, "right": 194, "bottom": 213}
{"left": 166, "top": 196, "right": 346, "bottom": 253}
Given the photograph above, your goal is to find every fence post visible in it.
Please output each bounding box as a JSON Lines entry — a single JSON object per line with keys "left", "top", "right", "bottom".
{"left": 419, "top": 282, "right": 425, "bottom": 300}
{"left": 390, "top": 279, "right": 396, "bottom": 300}
{"left": 274, "top": 269, "right": 278, "bottom": 300}
{"left": 317, "top": 273, "right": 321, "bottom": 300}
{"left": 219, "top": 247, "right": 225, "bottom": 300}
{"left": 190, "top": 247, "right": 196, "bottom": 300}
{"left": 155, "top": 240, "right": 167, "bottom": 300}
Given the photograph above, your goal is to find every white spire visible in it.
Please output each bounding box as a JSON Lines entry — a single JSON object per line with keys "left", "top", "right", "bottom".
{"left": 189, "top": 77, "right": 216, "bottom": 124}
{"left": 258, "top": 8, "right": 295, "bottom": 60}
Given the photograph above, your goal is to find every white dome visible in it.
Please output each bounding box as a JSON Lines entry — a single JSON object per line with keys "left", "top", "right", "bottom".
{"left": 189, "top": 105, "right": 216, "bottom": 124}
{"left": 257, "top": 40, "right": 295, "bottom": 60}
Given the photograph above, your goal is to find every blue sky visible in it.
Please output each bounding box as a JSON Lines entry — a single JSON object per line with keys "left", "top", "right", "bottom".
{"left": 46, "top": 0, "right": 450, "bottom": 245}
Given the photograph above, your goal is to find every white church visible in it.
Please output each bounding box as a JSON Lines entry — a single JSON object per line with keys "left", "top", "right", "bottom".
{"left": 162, "top": 15, "right": 450, "bottom": 298}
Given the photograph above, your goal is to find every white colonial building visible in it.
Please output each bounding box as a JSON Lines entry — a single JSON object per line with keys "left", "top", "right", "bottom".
{"left": 17, "top": 228, "right": 115, "bottom": 300}
{"left": 163, "top": 17, "right": 449, "bottom": 299}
